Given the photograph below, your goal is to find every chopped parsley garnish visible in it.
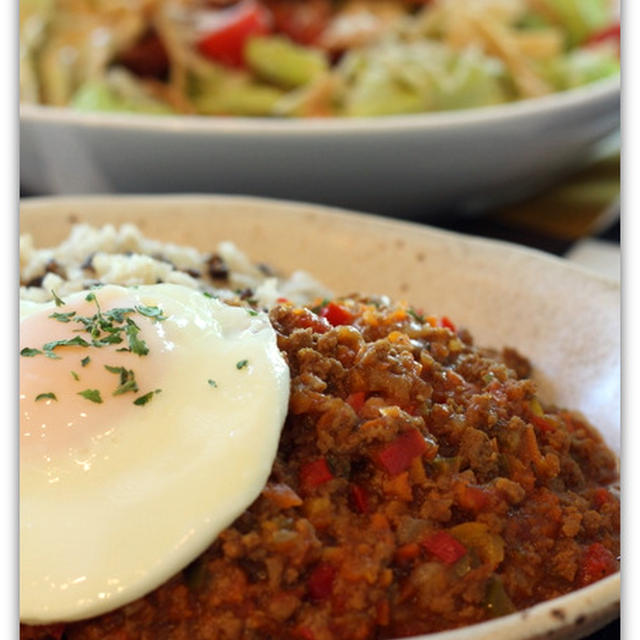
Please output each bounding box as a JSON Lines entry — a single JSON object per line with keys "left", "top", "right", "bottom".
{"left": 43, "top": 336, "right": 91, "bottom": 353}
{"left": 236, "top": 359, "right": 249, "bottom": 370}
{"left": 49, "top": 311, "right": 76, "bottom": 323}
{"left": 105, "top": 365, "right": 139, "bottom": 396}
{"left": 408, "top": 308, "right": 425, "bottom": 323}
{"left": 20, "top": 347, "right": 42, "bottom": 357}
{"left": 103, "top": 307, "right": 135, "bottom": 324}
{"left": 35, "top": 392, "right": 57, "bottom": 402}
{"left": 134, "top": 389, "right": 161, "bottom": 406}
{"left": 91, "top": 332, "right": 123, "bottom": 348}
{"left": 51, "top": 290, "right": 66, "bottom": 307}
{"left": 135, "top": 305, "right": 166, "bottom": 321}
{"left": 77, "top": 389, "right": 103, "bottom": 404}
{"left": 208, "top": 379, "right": 217, "bottom": 387}
{"left": 246, "top": 309, "right": 259, "bottom": 317}
{"left": 124, "top": 318, "right": 149, "bottom": 356}
{"left": 27, "top": 292, "right": 168, "bottom": 408}
{"left": 202, "top": 291, "right": 217, "bottom": 299}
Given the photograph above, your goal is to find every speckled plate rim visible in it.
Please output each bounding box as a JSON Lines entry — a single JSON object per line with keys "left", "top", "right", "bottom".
{"left": 19, "top": 194, "right": 620, "bottom": 640}
{"left": 19, "top": 75, "right": 619, "bottom": 136}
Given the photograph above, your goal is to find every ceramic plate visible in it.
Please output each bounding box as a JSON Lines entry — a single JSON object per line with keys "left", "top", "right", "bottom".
{"left": 20, "top": 77, "right": 619, "bottom": 216}
{"left": 19, "top": 195, "right": 620, "bottom": 639}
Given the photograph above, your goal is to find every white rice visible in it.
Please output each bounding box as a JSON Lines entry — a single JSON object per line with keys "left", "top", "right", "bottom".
{"left": 19, "top": 223, "right": 332, "bottom": 308}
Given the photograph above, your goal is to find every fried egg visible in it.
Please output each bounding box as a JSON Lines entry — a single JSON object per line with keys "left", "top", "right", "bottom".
{"left": 20, "top": 283, "right": 290, "bottom": 623}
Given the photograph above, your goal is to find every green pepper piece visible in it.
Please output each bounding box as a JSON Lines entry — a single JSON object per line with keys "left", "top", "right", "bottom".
{"left": 485, "top": 575, "right": 516, "bottom": 618}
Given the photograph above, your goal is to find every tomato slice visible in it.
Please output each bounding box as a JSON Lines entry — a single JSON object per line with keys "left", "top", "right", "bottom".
{"left": 197, "top": 0, "right": 272, "bottom": 67}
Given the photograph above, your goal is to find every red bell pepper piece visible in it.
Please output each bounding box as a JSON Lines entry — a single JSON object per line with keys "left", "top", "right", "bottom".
{"left": 321, "top": 302, "right": 354, "bottom": 326}
{"left": 440, "top": 316, "right": 456, "bottom": 332}
{"left": 587, "top": 22, "right": 620, "bottom": 47}
{"left": 422, "top": 531, "right": 467, "bottom": 565}
{"left": 593, "top": 488, "right": 615, "bottom": 509}
{"left": 530, "top": 415, "right": 555, "bottom": 432}
{"left": 395, "top": 542, "right": 421, "bottom": 564}
{"left": 578, "top": 543, "right": 618, "bottom": 587}
{"left": 294, "top": 309, "right": 331, "bottom": 333}
{"left": 346, "top": 391, "right": 366, "bottom": 413}
{"left": 456, "top": 484, "right": 489, "bottom": 512}
{"left": 349, "top": 484, "right": 369, "bottom": 514}
{"left": 377, "top": 429, "right": 427, "bottom": 476}
{"left": 299, "top": 458, "right": 333, "bottom": 490}
{"left": 294, "top": 628, "right": 317, "bottom": 640}
{"left": 308, "top": 563, "right": 336, "bottom": 599}
{"left": 197, "top": 0, "right": 272, "bottom": 67}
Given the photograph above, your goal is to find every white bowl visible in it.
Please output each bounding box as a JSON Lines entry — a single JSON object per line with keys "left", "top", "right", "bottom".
{"left": 20, "top": 77, "right": 619, "bottom": 216}
{"left": 19, "top": 194, "right": 620, "bottom": 639}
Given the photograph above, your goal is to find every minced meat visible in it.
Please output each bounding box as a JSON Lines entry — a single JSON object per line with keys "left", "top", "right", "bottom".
{"left": 21, "top": 297, "right": 620, "bottom": 640}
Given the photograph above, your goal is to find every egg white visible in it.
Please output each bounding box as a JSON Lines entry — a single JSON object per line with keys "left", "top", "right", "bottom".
{"left": 20, "top": 284, "right": 290, "bottom": 623}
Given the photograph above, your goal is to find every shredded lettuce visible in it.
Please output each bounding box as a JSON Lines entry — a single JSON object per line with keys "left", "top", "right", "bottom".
{"left": 538, "top": 46, "right": 620, "bottom": 91}
{"left": 535, "top": 0, "right": 612, "bottom": 45}
{"left": 71, "top": 70, "right": 173, "bottom": 114}
{"left": 338, "top": 42, "right": 511, "bottom": 116}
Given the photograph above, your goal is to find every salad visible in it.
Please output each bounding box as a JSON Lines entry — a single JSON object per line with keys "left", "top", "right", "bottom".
{"left": 19, "top": 0, "right": 620, "bottom": 118}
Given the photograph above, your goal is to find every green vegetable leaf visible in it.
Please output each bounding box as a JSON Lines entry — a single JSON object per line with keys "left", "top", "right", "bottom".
{"left": 81, "top": 356, "right": 91, "bottom": 367}
{"left": 208, "top": 379, "right": 217, "bottom": 387}
{"left": 236, "top": 359, "right": 249, "bottom": 370}
{"left": 71, "top": 371, "right": 79, "bottom": 381}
